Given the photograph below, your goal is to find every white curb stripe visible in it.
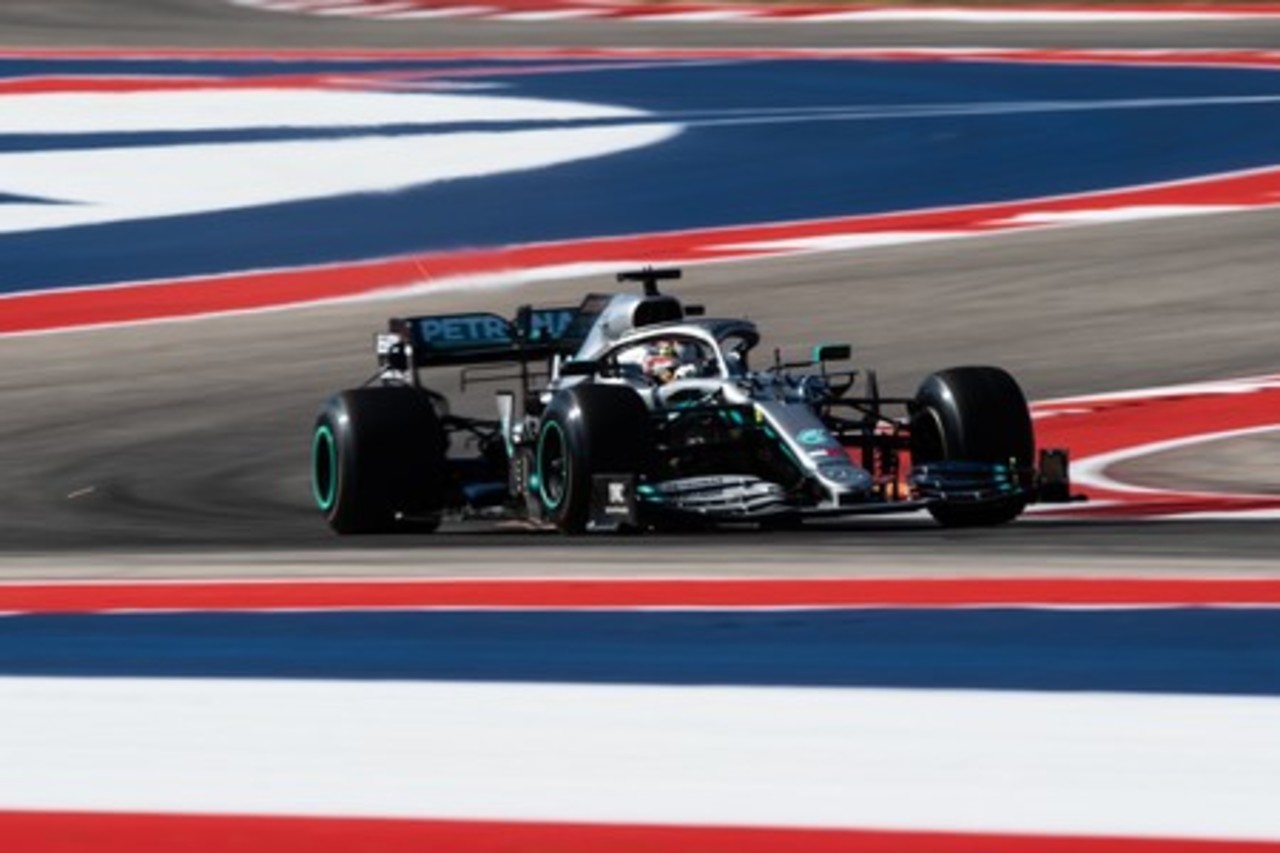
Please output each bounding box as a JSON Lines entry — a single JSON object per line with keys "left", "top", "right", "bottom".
{"left": 5, "top": 677, "right": 1280, "bottom": 839}
{"left": 375, "top": 4, "right": 498, "bottom": 15}
{"left": 490, "top": 8, "right": 610, "bottom": 19}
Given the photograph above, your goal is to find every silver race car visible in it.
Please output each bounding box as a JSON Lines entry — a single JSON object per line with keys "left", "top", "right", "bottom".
{"left": 312, "top": 268, "right": 1076, "bottom": 534}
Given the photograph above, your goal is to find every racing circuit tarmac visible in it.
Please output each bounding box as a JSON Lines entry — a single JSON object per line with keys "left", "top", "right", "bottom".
{"left": 1, "top": 0, "right": 1279, "bottom": 577}
{"left": 9, "top": 0, "right": 1280, "bottom": 50}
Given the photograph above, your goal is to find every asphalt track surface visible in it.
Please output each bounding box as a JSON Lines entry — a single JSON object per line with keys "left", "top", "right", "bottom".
{"left": 9, "top": 0, "right": 1280, "bottom": 50}
{"left": 1, "top": 0, "right": 1278, "bottom": 576}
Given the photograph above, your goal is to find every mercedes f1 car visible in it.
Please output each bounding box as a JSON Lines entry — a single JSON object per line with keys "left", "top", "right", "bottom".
{"left": 311, "top": 268, "right": 1076, "bottom": 534}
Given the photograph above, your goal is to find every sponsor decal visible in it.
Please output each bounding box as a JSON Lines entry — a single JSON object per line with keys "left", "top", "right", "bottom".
{"left": 417, "top": 313, "right": 512, "bottom": 348}
{"left": 797, "top": 428, "right": 831, "bottom": 446}
{"left": 526, "top": 308, "right": 576, "bottom": 341}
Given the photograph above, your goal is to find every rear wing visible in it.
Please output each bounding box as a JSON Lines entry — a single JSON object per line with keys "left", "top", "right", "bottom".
{"left": 377, "top": 305, "right": 584, "bottom": 369}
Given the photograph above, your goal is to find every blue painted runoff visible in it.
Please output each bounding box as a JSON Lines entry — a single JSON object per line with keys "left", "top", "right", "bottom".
{"left": 1, "top": 608, "right": 1278, "bottom": 695}
{"left": 4, "top": 56, "right": 1280, "bottom": 295}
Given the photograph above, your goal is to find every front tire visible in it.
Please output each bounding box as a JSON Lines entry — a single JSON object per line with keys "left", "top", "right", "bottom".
{"left": 536, "top": 384, "right": 650, "bottom": 534}
{"left": 911, "top": 366, "right": 1034, "bottom": 527}
{"left": 312, "top": 385, "right": 447, "bottom": 534}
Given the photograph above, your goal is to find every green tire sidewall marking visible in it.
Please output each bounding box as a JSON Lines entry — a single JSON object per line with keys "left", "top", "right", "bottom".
{"left": 537, "top": 419, "right": 568, "bottom": 511}
{"left": 312, "top": 423, "right": 338, "bottom": 512}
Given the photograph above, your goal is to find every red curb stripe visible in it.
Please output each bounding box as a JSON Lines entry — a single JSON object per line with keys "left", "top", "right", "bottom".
{"left": 2, "top": 811, "right": 1277, "bottom": 853}
{"left": 1035, "top": 388, "right": 1280, "bottom": 460}
{"left": 1032, "top": 379, "right": 1280, "bottom": 514}
{"left": 3, "top": 578, "right": 1280, "bottom": 614}
{"left": 6, "top": 165, "right": 1280, "bottom": 335}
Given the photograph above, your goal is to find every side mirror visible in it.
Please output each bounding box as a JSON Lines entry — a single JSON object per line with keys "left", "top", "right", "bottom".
{"left": 375, "top": 333, "right": 409, "bottom": 371}
{"left": 559, "top": 359, "right": 601, "bottom": 377}
{"left": 814, "top": 343, "right": 852, "bottom": 362}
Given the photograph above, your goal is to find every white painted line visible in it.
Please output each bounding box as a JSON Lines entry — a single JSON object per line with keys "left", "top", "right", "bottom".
{"left": 360, "top": 2, "right": 425, "bottom": 14}
{"left": 713, "top": 231, "right": 973, "bottom": 253}
{"left": 631, "top": 9, "right": 761, "bottom": 21}
{"left": 269, "top": 0, "right": 427, "bottom": 13}
{"left": 1036, "top": 374, "right": 1280, "bottom": 408}
{"left": 225, "top": 0, "right": 317, "bottom": 9}
{"left": 799, "top": 8, "right": 1246, "bottom": 23}
{"left": 649, "top": 94, "right": 1280, "bottom": 133}
{"left": 491, "top": 8, "right": 609, "bottom": 20}
{"left": 4, "top": 678, "right": 1280, "bottom": 839}
{"left": 257, "top": 0, "right": 372, "bottom": 10}
{"left": 375, "top": 5, "right": 497, "bottom": 17}
{"left": 1072, "top": 424, "right": 1280, "bottom": 498}
{"left": 310, "top": 3, "right": 391, "bottom": 15}
{"left": 994, "top": 205, "right": 1247, "bottom": 226}
{"left": 0, "top": 89, "right": 651, "bottom": 134}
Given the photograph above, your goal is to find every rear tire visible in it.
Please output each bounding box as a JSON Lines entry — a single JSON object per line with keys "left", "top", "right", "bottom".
{"left": 536, "top": 384, "right": 650, "bottom": 534}
{"left": 311, "top": 385, "right": 447, "bottom": 534}
{"left": 911, "top": 366, "right": 1034, "bottom": 527}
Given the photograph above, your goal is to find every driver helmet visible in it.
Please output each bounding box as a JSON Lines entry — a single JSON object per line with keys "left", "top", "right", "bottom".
{"left": 644, "top": 339, "right": 682, "bottom": 384}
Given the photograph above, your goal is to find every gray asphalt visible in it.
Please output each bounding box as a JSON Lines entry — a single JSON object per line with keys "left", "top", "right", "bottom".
{"left": 8, "top": 0, "right": 1280, "bottom": 49}
{"left": 1, "top": 1, "right": 1277, "bottom": 576}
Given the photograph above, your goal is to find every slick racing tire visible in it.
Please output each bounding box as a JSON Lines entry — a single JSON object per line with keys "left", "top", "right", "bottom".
{"left": 536, "top": 384, "right": 650, "bottom": 534}
{"left": 311, "top": 385, "right": 447, "bottom": 534}
{"left": 911, "top": 366, "right": 1034, "bottom": 527}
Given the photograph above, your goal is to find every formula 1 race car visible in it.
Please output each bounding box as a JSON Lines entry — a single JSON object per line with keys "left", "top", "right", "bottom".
{"left": 311, "top": 268, "right": 1076, "bottom": 534}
